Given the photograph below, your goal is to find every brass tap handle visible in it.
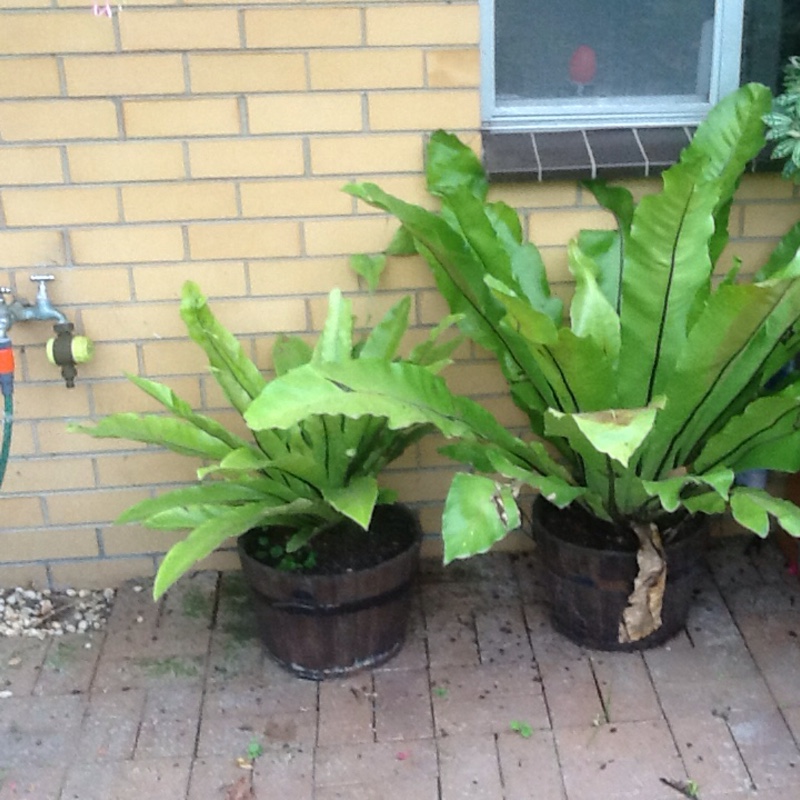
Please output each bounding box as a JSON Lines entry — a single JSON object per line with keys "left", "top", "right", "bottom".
{"left": 30, "top": 274, "right": 55, "bottom": 283}
{"left": 0, "top": 288, "right": 11, "bottom": 296}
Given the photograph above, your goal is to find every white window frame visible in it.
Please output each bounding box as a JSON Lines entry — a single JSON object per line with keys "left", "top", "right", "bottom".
{"left": 481, "top": 0, "right": 745, "bottom": 131}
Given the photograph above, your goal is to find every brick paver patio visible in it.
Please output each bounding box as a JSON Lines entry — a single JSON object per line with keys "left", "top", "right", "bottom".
{"left": 1, "top": 533, "right": 799, "bottom": 799}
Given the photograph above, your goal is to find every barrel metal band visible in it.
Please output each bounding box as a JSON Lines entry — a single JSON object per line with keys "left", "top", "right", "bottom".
{"left": 260, "top": 578, "right": 412, "bottom": 616}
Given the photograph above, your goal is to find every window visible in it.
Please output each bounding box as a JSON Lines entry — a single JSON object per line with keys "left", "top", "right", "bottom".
{"left": 482, "top": 0, "right": 800, "bottom": 180}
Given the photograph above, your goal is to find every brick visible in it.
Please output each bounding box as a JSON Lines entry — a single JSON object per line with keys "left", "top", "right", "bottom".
{"left": 374, "top": 668, "right": 434, "bottom": 741}
{"left": 0, "top": 563, "right": 49, "bottom": 589}
{"left": 0, "top": 99, "right": 119, "bottom": 141}
{"left": 310, "top": 133, "right": 424, "bottom": 175}
{"left": 35, "top": 343, "right": 138, "bottom": 385}
{"left": 38, "top": 421, "right": 136, "bottom": 456}
{"left": 441, "top": 362, "right": 507, "bottom": 396}
{"left": 70, "top": 226, "right": 185, "bottom": 265}
{"left": 64, "top": 54, "right": 185, "bottom": 96}
{"left": 318, "top": 675, "right": 375, "bottom": 746}
{"left": 368, "top": 89, "right": 480, "bottom": 131}
{"left": 122, "top": 182, "right": 238, "bottom": 222}
{"left": 3, "top": 186, "right": 119, "bottom": 226}
{"left": 736, "top": 173, "right": 794, "bottom": 200}
{"left": 188, "top": 221, "right": 301, "bottom": 259}
{"left": 90, "top": 375, "right": 203, "bottom": 415}
{"left": 60, "top": 758, "right": 192, "bottom": 800}
{"left": 497, "top": 730, "right": 566, "bottom": 800}
{"left": 0, "top": 56, "right": 60, "bottom": 97}
{"left": 241, "top": 179, "right": 353, "bottom": 218}
{"left": 50, "top": 557, "right": 156, "bottom": 588}
{"left": 2, "top": 456, "right": 95, "bottom": 493}
{"left": 244, "top": 7, "right": 361, "bottom": 48}
{"left": 199, "top": 296, "right": 307, "bottom": 335}
{"left": 188, "top": 137, "right": 305, "bottom": 179}
{"left": 438, "top": 734, "right": 503, "bottom": 800}
{"left": 427, "top": 48, "right": 480, "bottom": 88}
{"left": 0, "top": 12, "right": 115, "bottom": 55}
{"left": 529, "top": 208, "right": 616, "bottom": 247}
{"left": 101, "top": 526, "right": 187, "bottom": 556}
{"left": 124, "top": 98, "right": 240, "bottom": 138}
{"left": 190, "top": 52, "right": 306, "bottom": 93}
{"left": 310, "top": 49, "right": 424, "bottom": 90}
{"left": 304, "top": 216, "right": 398, "bottom": 256}
{"left": 45, "top": 487, "right": 149, "bottom": 526}
{"left": 366, "top": 4, "right": 479, "bottom": 46}
{"left": 12, "top": 382, "right": 91, "bottom": 419}
{"left": 133, "top": 262, "right": 247, "bottom": 302}
{"left": 0, "top": 496, "right": 45, "bottom": 529}
{"left": 249, "top": 257, "right": 358, "bottom": 296}
{"left": 248, "top": 93, "right": 362, "bottom": 135}
{"left": 95, "top": 451, "right": 200, "bottom": 487}
{"left": 0, "top": 228, "right": 64, "bottom": 267}
{"left": 68, "top": 141, "right": 186, "bottom": 183}
{"left": 0, "top": 528, "right": 99, "bottom": 561}
{"left": 51, "top": 266, "right": 133, "bottom": 304}
{"left": 0, "top": 145, "right": 63, "bottom": 185}
{"left": 308, "top": 289, "right": 409, "bottom": 331}
{"left": 77, "top": 689, "right": 145, "bottom": 762}
{"left": 488, "top": 180, "right": 579, "bottom": 210}
{"left": 120, "top": 9, "right": 240, "bottom": 51}
{"left": 742, "top": 201, "right": 800, "bottom": 238}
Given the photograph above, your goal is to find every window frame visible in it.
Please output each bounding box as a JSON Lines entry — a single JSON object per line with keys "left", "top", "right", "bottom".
{"left": 481, "top": 0, "right": 746, "bottom": 132}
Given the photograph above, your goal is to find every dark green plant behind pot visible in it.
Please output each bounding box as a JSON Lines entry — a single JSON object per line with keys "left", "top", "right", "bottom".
{"left": 237, "top": 503, "right": 422, "bottom": 680}
{"left": 532, "top": 498, "right": 710, "bottom": 651}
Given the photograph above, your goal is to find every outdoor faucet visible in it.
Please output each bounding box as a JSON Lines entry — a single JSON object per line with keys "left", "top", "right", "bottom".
{"left": 4, "top": 275, "right": 68, "bottom": 327}
{"left": 0, "top": 275, "right": 93, "bottom": 388}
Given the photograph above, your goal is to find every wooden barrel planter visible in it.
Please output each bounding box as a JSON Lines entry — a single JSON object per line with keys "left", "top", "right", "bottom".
{"left": 532, "top": 497, "right": 710, "bottom": 651}
{"left": 237, "top": 504, "right": 421, "bottom": 680}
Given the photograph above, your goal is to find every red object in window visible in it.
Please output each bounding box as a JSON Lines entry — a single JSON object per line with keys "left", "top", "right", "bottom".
{"left": 569, "top": 45, "right": 597, "bottom": 85}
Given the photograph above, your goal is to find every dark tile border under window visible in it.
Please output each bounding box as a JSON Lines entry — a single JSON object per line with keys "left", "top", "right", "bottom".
{"left": 482, "top": 126, "right": 779, "bottom": 182}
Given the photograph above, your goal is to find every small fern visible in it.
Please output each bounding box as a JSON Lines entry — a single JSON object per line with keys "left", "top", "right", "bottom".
{"left": 764, "top": 56, "right": 800, "bottom": 182}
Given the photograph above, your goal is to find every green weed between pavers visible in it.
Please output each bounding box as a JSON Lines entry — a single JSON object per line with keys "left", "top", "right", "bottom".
{"left": 134, "top": 656, "right": 200, "bottom": 678}
{"left": 181, "top": 585, "right": 213, "bottom": 619}
{"left": 509, "top": 720, "right": 533, "bottom": 738}
{"left": 46, "top": 641, "right": 78, "bottom": 669}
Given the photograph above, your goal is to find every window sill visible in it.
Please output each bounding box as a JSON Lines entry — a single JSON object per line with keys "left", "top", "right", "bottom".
{"left": 482, "top": 126, "right": 779, "bottom": 182}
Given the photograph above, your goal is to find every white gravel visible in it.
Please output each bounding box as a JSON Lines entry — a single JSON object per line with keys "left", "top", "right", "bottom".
{"left": 0, "top": 586, "right": 116, "bottom": 639}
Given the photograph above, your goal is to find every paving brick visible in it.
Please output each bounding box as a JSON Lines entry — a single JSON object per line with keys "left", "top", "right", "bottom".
{"left": 0, "top": 637, "right": 48, "bottom": 696}
{"left": 496, "top": 729, "right": 566, "bottom": 800}
{"left": 318, "top": 674, "right": 375, "bottom": 746}
{"left": 315, "top": 739, "right": 438, "bottom": 799}
{"left": 34, "top": 633, "right": 103, "bottom": 696}
{"left": 589, "top": 652, "right": 662, "bottom": 724}
{"left": 475, "top": 603, "right": 533, "bottom": 665}
{"left": 198, "top": 678, "right": 317, "bottom": 757}
{"left": 430, "top": 662, "right": 548, "bottom": 737}
{"left": 0, "top": 694, "right": 86, "bottom": 768}
{"left": 556, "top": 720, "right": 685, "bottom": 800}
{"left": 252, "top": 743, "right": 314, "bottom": 800}
{"left": 438, "top": 732, "right": 504, "bottom": 800}
{"left": 536, "top": 650, "right": 604, "bottom": 730}
{"left": 422, "top": 584, "right": 480, "bottom": 668}
{"left": 187, "top": 756, "right": 253, "bottom": 800}
{"left": 374, "top": 668, "right": 433, "bottom": 742}
{"left": 77, "top": 689, "right": 145, "bottom": 762}
{"left": 669, "top": 714, "right": 754, "bottom": 795}
{"left": 727, "top": 709, "right": 800, "bottom": 792}
{"left": 92, "top": 653, "right": 206, "bottom": 693}
{"left": 0, "top": 764, "right": 66, "bottom": 799}
{"left": 60, "top": 757, "right": 192, "bottom": 800}
{"left": 373, "top": 597, "right": 428, "bottom": 672}
{"left": 135, "top": 684, "right": 203, "bottom": 759}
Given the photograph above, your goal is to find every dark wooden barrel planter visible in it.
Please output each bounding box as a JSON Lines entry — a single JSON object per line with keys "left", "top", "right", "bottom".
{"left": 237, "top": 503, "right": 421, "bottom": 680}
{"left": 532, "top": 497, "right": 710, "bottom": 651}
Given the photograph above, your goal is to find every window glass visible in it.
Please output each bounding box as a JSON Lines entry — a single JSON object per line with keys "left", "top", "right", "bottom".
{"left": 741, "top": 0, "right": 800, "bottom": 91}
{"left": 495, "top": 0, "right": 715, "bottom": 110}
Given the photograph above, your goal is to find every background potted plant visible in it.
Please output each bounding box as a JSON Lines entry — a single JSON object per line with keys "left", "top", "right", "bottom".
{"left": 72, "top": 280, "right": 462, "bottom": 678}
{"left": 246, "top": 83, "right": 800, "bottom": 650}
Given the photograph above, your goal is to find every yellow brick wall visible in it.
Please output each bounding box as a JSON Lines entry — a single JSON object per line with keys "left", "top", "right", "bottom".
{"left": 0, "top": 0, "right": 798, "bottom": 588}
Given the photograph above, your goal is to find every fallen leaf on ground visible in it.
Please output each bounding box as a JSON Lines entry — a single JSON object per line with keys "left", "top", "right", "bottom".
{"left": 224, "top": 776, "right": 255, "bottom": 800}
